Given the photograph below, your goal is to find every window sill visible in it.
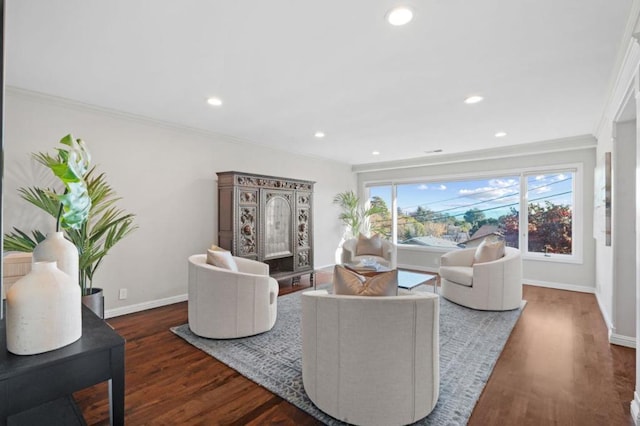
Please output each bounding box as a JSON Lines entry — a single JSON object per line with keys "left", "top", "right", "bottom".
{"left": 397, "top": 244, "right": 583, "bottom": 264}
{"left": 397, "top": 244, "right": 459, "bottom": 254}
{"left": 522, "top": 254, "right": 583, "bottom": 265}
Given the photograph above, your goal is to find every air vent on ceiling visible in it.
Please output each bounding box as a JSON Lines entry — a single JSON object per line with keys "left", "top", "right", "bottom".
{"left": 424, "top": 149, "right": 443, "bottom": 154}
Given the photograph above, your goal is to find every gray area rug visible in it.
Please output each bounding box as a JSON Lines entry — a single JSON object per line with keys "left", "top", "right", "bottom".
{"left": 171, "top": 284, "right": 525, "bottom": 425}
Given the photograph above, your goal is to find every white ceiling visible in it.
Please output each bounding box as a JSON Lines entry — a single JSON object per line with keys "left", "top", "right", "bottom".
{"left": 5, "top": 0, "right": 633, "bottom": 165}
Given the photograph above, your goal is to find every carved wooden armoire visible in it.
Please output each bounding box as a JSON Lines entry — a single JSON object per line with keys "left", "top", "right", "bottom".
{"left": 216, "top": 171, "right": 315, "bottom": 283}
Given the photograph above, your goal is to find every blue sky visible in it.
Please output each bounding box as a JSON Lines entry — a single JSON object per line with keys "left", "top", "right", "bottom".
{"left": 369, "top": 172, "right": 573, "bottom": 221}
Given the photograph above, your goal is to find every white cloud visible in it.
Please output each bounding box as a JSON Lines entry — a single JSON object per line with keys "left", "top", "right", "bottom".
{"left": 488, "top": 178, "right": 518, "bottom": 188}
{"left": 456, "top": 180, "right": 519, "bottom": 199}
{"left": 459, "top": 187, "right": 491, "bottom": 196}
{"left": 417, "top": 183, "right": 446, "bottom": 191}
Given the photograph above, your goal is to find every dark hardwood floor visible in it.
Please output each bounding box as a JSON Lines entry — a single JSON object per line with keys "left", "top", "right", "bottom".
{"left": 74, "top": 271, "right": 636, "bottom": 425}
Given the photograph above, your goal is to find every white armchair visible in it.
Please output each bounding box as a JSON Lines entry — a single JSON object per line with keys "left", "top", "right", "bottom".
{"left": 439, "top": 246, "right": 522, "bottom": 311}
{"left": 341, "top": 237, "right": 395, "bottom": 268}
{"left": 188, "top": 254, "right": 278, "bottom": 339}
{"left": 302, "top": 290, "right": 439, "bottom": 426}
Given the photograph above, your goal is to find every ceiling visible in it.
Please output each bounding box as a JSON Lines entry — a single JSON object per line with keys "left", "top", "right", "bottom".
{"left": 5, "top": 0, "right": 633, "bottom": 165}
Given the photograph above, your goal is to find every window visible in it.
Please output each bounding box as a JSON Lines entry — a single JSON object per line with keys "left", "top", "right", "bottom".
{"left": 368, "top": 185, "right": 393, "bottom": 240}
{"left": 395, "top": 176, "right": 520, "bottom": 249}
{"left": 365, "top": 166, "right": 578, "bottom": 261}
{"left": 524, "top": 172, "right": 574, "bottom": 256}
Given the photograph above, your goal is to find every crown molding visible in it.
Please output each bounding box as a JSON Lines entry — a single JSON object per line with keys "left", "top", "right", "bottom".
{"left": 595, "top": 0, "right": 640, "bottom": 138}
{"left": 5, "top": 86, "right": 351, "bottom": 167}
{"left": 351, "top": 135, "right": 596, "bottom": 173}
{"left": 5, "top": 86, "right": 266, "bottom": 147}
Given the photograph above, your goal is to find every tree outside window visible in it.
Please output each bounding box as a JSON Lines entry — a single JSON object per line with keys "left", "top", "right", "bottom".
{"left": 367, "top": 169, "right": 575, "bottom": 257}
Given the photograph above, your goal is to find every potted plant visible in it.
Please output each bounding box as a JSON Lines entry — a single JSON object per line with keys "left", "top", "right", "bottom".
{"left": 333, "top": 190, "right": 383, "bottom": 237}
{"left": 4, "top": 134, "right": 137, "bottom": 318}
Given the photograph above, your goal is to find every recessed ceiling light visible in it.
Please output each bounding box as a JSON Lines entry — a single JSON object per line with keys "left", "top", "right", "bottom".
{"left": 495, "top": 131, "right": 507, "bottom": 138}
{"left": 207, "top": 97, "right": 223, "bottom": 106}
{"left": 464, "top": 95, "right": 484, "bottom": 104}
{"left": 372, "top": 151, "right": 380, "bottom": 155}
{"left": 314, "top": 131, "right": 325, "bottom": 138}
{"left": 386, "top": 7, "right": 413, "bottom": 26}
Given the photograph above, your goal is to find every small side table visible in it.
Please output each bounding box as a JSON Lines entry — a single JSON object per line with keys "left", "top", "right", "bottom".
{"left": 0, "top": 306, "right": 125, "bottom": 425}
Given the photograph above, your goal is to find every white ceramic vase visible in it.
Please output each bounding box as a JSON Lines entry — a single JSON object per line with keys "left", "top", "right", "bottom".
{"left": 32, "top": 231, "right": 79, "bottom": 284}
{"left": 6, "top": 261, "right": 82, "bottom": 355}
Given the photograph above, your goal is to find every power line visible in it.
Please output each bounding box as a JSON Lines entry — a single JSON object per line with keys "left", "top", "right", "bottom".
{"left": 397, "top": 177, "right": 572, "bottom": 217}
{"left": 378, "top": 176, "right": 572, "bottom": 215}
{"left": 399, "top": 179, "right": 521, "bottom": 207}
{"left": 372, "top": 190, "right": 572, "bottom": 227}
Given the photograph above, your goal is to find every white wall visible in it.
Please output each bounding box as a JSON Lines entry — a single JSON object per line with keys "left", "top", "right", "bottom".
{"left": 594, "top": 35, "right": 640, "bottom": 349}
{"left": 591, "top": 7, "right": 640, "bottom": 421}
{"left": 356, "top": 141, "right": 597, "bottom": 292}
{"left": 595, "top": 103, "right": 617, "bottom": 339}
{"left": 4, "top": 89, "right": 355, "bottom": 317}
{"left": 613, "top": 120, "right": 637, "bottom": 341}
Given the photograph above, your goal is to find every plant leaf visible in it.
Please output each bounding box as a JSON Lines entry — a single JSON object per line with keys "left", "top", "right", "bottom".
{"left": 3, "top": 228, "right": 45, "bottom": 252}
{"left": 6, "top": 136, "right": 136, "bottom": 294}
{"left": 33, "top": 134, "right": 92, "bottom": 229}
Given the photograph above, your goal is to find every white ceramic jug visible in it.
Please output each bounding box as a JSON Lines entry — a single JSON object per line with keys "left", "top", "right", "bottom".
{"left": 6, "top": 261, "right": 82, "bottom": 355}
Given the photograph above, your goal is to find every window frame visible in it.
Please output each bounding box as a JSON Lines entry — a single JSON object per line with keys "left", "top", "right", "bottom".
{"left": 520, "top": 167, "right": 581, "bottom": 263}
{"left": 363, "top": 162, "right": 584, "bottom": 264}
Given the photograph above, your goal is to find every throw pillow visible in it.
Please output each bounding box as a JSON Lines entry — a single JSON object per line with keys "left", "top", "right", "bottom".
{"left": 473, "top": 238, "right": 505, "bottom": 264}
{"left": 206, "top": 249, "right": 239, "bottom": 272}
{"left": 355, "top": 233, "right": 383, "bottom": 257}
{"left": 209, "top": 244, "right": 225, "bottom": 251}
{"left": 333, "top": 265, "right": 397, "bottom": 296}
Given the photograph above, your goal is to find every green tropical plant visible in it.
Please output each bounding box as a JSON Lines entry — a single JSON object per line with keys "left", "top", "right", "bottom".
{"left": 4, "top": 135, "right": 137, "bottom": 296}
{"left": 38, "top": 134, "right": 91, "bottom": 231}
{"left": 332, "top": 190, "right": 384, "bottom": 237}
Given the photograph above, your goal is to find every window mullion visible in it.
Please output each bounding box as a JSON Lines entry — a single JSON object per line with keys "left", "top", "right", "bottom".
{"left": 520, "top": 173, "right": 528, "bottom": 253}
{"left": 391, "top": 184, "right": 398, "bottom": 245}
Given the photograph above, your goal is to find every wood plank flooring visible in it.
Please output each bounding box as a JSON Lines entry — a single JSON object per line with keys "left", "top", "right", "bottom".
{"left": 468, "top": 286, "right": 635, "bottom": 426}
{"left": 74, "top": 272, "right": 636, "bottom": 425}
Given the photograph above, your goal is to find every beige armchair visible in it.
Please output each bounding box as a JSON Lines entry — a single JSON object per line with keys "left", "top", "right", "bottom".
{"left": 341, "top": 237, "right": 395, "bottom": 268}
{"left": 188, "top": 254, "right": 278, "bottom": 339}
{"left": 301, "top": 290, "right": 439, "bottom": 426}
{"left": 439, "top": 246, "right": 522, "bottom": 311}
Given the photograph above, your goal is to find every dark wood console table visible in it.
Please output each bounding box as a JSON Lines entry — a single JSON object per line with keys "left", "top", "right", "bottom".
{"left": 0, "top": 306, "right": 125, "bottom": 425}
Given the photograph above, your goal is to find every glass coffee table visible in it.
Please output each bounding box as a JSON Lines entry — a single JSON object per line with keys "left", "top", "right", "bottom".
{"left": 397, "top": 270, "right": 437, "bottom": 293}
{"left": 343, "top": 263, "right": 391, "bottom": 276}
{"left": 343, "top": 264, "right": 438, "bottom": 293}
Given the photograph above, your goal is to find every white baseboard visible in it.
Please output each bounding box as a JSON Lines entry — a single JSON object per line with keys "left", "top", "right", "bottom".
{"left": 523, "top": 279, "right": 595, "bottom": 294}
{"left": 105, "top": 293, "right": 188, "bottom": 319}
{"left": 531, "top": 281, "right": 637, "bottom": 347}
{"left": 594, "top": 289, "right": 636, "bottom": 348}
{"left": 594, "top": 291, "right": 617, "bottom": 347}
{"left": 632, "top": 392, "right": 640, "bottom": 425}
{"left": 610, "top": 333, "right": 637, "bottom": 348}
{"left": 595, "top": 291, "right": 614, "bottom": 331}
